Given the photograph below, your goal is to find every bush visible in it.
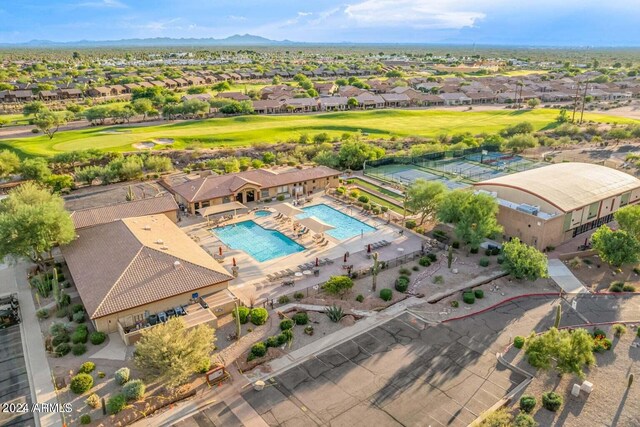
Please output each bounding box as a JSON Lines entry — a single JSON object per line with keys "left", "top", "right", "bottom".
{"left": 265, "top": 336, "right": 280, "bottom": 348}
{"left": 613, "top": 323, "right": 627, "bottom": 337}
{"left": 380, "top": 288, "right": 393, "bottom": 301}
{"left": 412, "top": 265, "right": 419, "bottom": 271}
{"left": 107, "top": 394, "right": 127, "bottom": 415}
{"left": 250, "top": 342, "right": 267, "bottom": 358}
{"left": 541, "top": 391, "right": 563, "bottom": 412}
{"left": 452, "top": 241, "right": 460, "bottom": 249}
{"left": 85, "top": 393, "right": 100, "bottom": 408}
{"left": 399, "top": 267, "right": 411, "bottom": 276}
{"left": 610, "top": 281, "right": 625, "bottom": 292}
{"left": 474, "top": 289, "right": 484, "bottom": 299}
{"left": 196, "top": 357, "right": 211, "bottom": 373}
{"left": 234, "top": 306, "right": 250, "bottom": 324}
{"left": 470, "top": 247, "right": 479, "bottom": 254}
{"left": 418, "top": 256, "right": 431, "bottom": 267}
{"left": 52, "top": 333, "right": 70, "bottom": 346}
{"left": 250, "top": 308, "right": 269, "bottom": 325}
{"left": 294, "top": 292, "right": 304, "bottom": 300}
{"left": 115, "top": 367, "right": 130, "bottom": 385}
{"left": 450, "top": 300, "right": 459, "bottom": 308}
{"left": 519, "top": 395, "right": 536, "bottom": 413}
{"left": 433, "top": 275, "right": 444, "bottom": 284}
{"left": 70, "top": 303, "right": 84, "bottom": 314}
{"left": 123, "top": 379, "right": 146, "bottom": 401}
{"left": 36, "top": 308, "right": 49, "bottom": 319}
{"left": 623, "top": 284, "right": 636, "bottom": 292}
{"left": 276, "top": 194, "right": 285, "bottom": 201}
{"left": 80, "top": 414, "right": 91, "bottom": 425}
{"left": 71, "top": 328, "right": 88, "bottom": 344}
{"left": 72, "top": 343, "right": 87, "bottom": 355}
{"left": 405, "top": 220, "right": 416, "bottom": 229}
{"left": 278, "top": 295, "right": 290, "bottom": 304}
{"left": 277, "top": 333, "right": 289, "bottom": 345}
{"left": 395, "top": 276, "right": 410, "bottom": 292}
{"left": 462, "top": 292, "right": 475, "bottom": 304}
{"left": 55, "top": 308, "right": 68, "bottom": 318}
{"left": 357, "top": 195, "right": 369, "bottom": 203}
{"left": 78, "top": 361, "right": 95, "bottom": 374}
{"left": 280, "top": 319, "right": 294, "bottom": 331}
{"left": 89, "top": 331, "right": 107, "bottom": 345}
{"left": 292, "top": 312, "right": 308, "bottom": 325}
{"left": 325, "top": 305, "right": 344, "bottom": 322}
{"left": 355, "top": 294, "right": 364, "bottom": 303}
{"left": 427, "top": 253, "right": 437, "bottom": 262}
{"left": 381, "top": 206, "right": 389, "bottom": 213}
{"left": 514, "top": 336, "right": 526, "bottom": 349}
{"left": 49, "top": 322, "right": 68, "bottom": 336}
{"left": 70, "top": 373, "right": 94, "bottom": 394}
{"left": 73, "top": 312, "right": 86, "bottom": 323}
{"left": 54, "top": 343, "right": 71, "bottom": 357}
{"left": 514, "top": 413, "right": 537, "bottom": 427}
{"left": 479, "top": 257, "right": 490, "bottom": 267}
{"left": 497, "top": 256, "right": 505, "bottom": 264}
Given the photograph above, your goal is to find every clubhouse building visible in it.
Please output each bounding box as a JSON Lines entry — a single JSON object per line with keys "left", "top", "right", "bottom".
{"left": 474, "top": 163, "right": 640, "bottom": 250}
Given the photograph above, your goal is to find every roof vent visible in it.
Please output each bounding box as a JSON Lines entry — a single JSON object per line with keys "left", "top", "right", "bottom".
{"left": 143, "top": 224, "right": 151, "bottom": 231}
{"left": 160, "top": 245, "right": 168, "bottom": 250}
{"left": 174, "top": 260, "right": 181, "bottom": 268}
{"left": 156, "top": 239, "right": 164, "bottom": 245}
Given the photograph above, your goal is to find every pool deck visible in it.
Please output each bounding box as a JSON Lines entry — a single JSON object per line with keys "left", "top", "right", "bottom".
{"left": 182, "top": 195, "right": 426, "bottom": 305}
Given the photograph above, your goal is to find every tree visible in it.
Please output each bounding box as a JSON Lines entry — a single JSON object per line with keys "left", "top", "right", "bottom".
{"left": 438, "top": 192, "right": 502, "bottom": 250}
{"left": 45, "top": 174, "right": 74, "bottom": 193}
{"left": 33, "top": 111, "right": 71, "bottom": 139}
{"left": 134, "top": 317, "right": 214, "bottom": 388}
{"left": 524, "top": 327, "right": 595, "bottom": 378}
{"left": 338, "top": 141, "right": 385, "bottom": 170}
{"left": 405, "top": 179, "right": 447, "bottom": 225}
{"left": 527, "top": 98, "right": 541, "bottom": 109}
{"left": 505, "top": 134, "right": 538, "bottom": 153}
{"left": 0, "top": 151, "right": 21, "bottom": 178}
{"left": 501, "top": 238, "right": 548, "bottom": 281}
{"left": 212, "top": 81, "right": 231, "bottom": 92}
{"left": 591, "top": 225, "right": 640, "bottom": 267}
{"left": 500, "top": 121, "right": 534, "bottom": 138}
{"left": 20, "top": 158, "right": 51, "bottom": 181}
{"left": 437, "top": 190, "right": 472, "bottom": 224}
{"left": 614, "top": 205, "right": 640, "bottom": 240}
{"left": 23, "top": 101, "right": 46, "bottom": 117}
{"left": 0, "top": 183, "right": 75, "bottom": 271}
{"left": 347, "top": 97, "right": 359, "bottom": 108}
{"left": 556, "top": 109, "right": 570, "bottom": 123}
{"left": 322, "top": 275, "right": 354, "bottom": 299}
{"left": 131, "top": 98, "right": 155, "bottom": 119}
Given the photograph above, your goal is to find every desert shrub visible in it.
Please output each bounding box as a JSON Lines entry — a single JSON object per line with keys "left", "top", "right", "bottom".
{"left": 71, "top": 328, "right": 88, "bottom": 344}
{"left": 250, "top": 308, "right": 269, "bottom": 325}
{"left": 265, "top": 336, "right": 280, "bottom": 348}
{"left": 325, "top": 305, "right": 344, "bottom": 322}
{"left": 485, "top": 249, "right": 492, "bottom": 256}
{"left": 433, "top": 275, "right": 444, "bottom": 284}
{"left": 412, "top": 265, "right": 419, "bottom": 271}
{"left": 107, "top": 394, "right": 127, "bottom": 415}
{"left": 380, "top": 288, "right": 393, "bottom": 301}
{"left": 36, "top": 308, "right": 49, "bottom": 320}
{"left": 70, "top": 373, "right": 93, "bottom": 394}
{"left": 80, "top": 414, "right": 91, "bottom": 425}
{"left": 54, "top": 343, "right": 71, "bottom": 357}
{"left": 85, "top": 393, "right": 100, "bottom": 408}
{"left": 395, "top": 276, "right": 410, "bottom": 292}
{"left": 541, "top": 391, "right": 563, "bottom": 412}
{"left": 634, "top": 266, "right": 640, "bottom": 275}
{"left": 52, "top": 333, "right": 70, "bottom": 346}
{"left": 293, "top": 292, "right": 304, "bottom": 300}
{"left": 405, "top": 219, "right": 416, "bottom": 229}
{"left": 276, "top": 333, "right": 288, "bottom": 345}
{"left": 613, "top": 323, "right": 627, "bottom": 337}
{"left": 89, "top": 332, "right": 107, "bottom": 345}
{"left": 123, "top": 379, "right": 146, "bottom": 401}
{"left": 49, "top": 322, "right": 68, "bottom": 336}
{"left": 115, "top": 367, "right": 130, "bottom": 385}
{"left": 78, "top": 361, "right": 95, "bottom": 374}
{"left": 196, "top": 357, "right": 211, "bottom": 373}
{"left": 474, "top": 289, "right": 484, "bottom": 299}
{"left": 355, "top": 294, "right": 364, "bottom": 303}
{"left": 427, "top": 253, "right": 437, "bottom": 262}
{"left": 480, "top": 408, "right": 513, "bottom": 426}
{"left": 292, "top": 312, "right": 308, "bottom": 325}
{"left": 470, "top": 247, "right": 479, "bottom": 254}
{"left": 358, "top": 195, "right": 369, "bottom": 203}
{"left": 452, "top": 241, "right": 460, "bottom": 249}
{"left": 251, "top": 342, "right": 267, "bottom": 358}
{"left": 514, "top": 413, "right": 537, "bottom": 427}
{"left": 623, "top": 284, "right": 636, "bottom": 292}
{"left": 463, "top": 292, "right": 475, "bottom": 304}
{"left": 233, "top": 306, "right": 250, "bottom": 324}
{"left": 609, "top": 281, "right": 625, "bottom": 292}
{"left": 514, "top": 336, "right": 526, "bottom": 349}
{"left": 279, "top": 319, "right": 294, "bottom": 331}
{"left": 592, "top": 328, "right": 607, "bottom": 338}
{"left": 399, "top": 267, "right": 412, "bottom": 275}
{"left": 381, "top": 206, "right": 388, "bottom": 213}
{"left": 497, "top": 256, "right": 505, "bottom": 264}
{"left": 276, "top": 194, "right": 285, "bottom": 201}
{"left": 519, "top": 395, "right": 536, "bottom": 413}
{"left": 70, "top": 303, "right": 84, "bottom": 314}
{"left": 278, "top": 295, "right": 290, "bottom": 304}
{"left": 479, "top": 257, "right": 490, "bottom": 267}
{"left": 55, "top": 308, "right": 68, "bottom": 318}
{"left": 418, "top": 257, "right": 431, "bottom": 267}
{"left": 72, "top": 343, "right": 87, "bottom": 355}
{"left": 73, "top": 312, "right": 86, "bottom": 323}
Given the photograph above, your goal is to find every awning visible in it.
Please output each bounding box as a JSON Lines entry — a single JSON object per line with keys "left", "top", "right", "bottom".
{"left": 296, "top": 216, "right": 335, "bottom": 233}
{"left": 197, "top": 201, "right": 247, "bottom": 218}
{"left": 272, "top": 202, "right": 304, "bottom": 217}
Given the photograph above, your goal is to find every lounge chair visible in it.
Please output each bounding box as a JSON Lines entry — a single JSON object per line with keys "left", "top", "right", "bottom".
{"left": 274, "top": 213, "right": 283, "bottom": 219}
{"left": 319, "top": 259, "right": 327, "bottom": 266}
{"left": 267, "top": 274, "right": 276, "bottom": 281}
{"left": 381, "top": 240, "right": 390, "bottom": 246}
{"left": 324, "top": 258, "right": 334, "bottom": 264}
{"left": 320, "top": 240, "right": 329, "bottom": 247}
{"left": 285, "top": 269, "right": 295, "bottom": 276}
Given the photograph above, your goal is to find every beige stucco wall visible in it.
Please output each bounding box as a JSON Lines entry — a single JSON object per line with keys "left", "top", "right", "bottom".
{"left": 93, "top": 281, "right": 229, "bottom": 333}
{"left": 496, "top": 206, "right": 566, "bottom": 250}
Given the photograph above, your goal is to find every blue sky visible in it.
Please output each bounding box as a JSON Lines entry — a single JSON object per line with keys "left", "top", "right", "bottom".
{"left": 1, "top": 0, "right": 639, "bottom": 46}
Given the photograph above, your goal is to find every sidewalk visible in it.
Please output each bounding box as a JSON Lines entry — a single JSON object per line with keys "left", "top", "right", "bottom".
{"left": 548, "top": 259, "right": 589, "bottom": 294}
{"left": 0, "top": 260, "right": 61, "bottom": 427}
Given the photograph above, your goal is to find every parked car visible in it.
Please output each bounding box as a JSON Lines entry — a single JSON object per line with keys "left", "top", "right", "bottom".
{"left": 175, "top": 306, "right": 186, "bottom": 316}
{"left": 147, "top": 314, "right": 159, "bottom": 325}
{"left": 157, "top": 311, "right": 167, "bottom": 323}
{"left": 198, "top": 297, "right": 209, "bottom": 309}
{"left": 166, "top": 308, "right": 176, "bottom": 318}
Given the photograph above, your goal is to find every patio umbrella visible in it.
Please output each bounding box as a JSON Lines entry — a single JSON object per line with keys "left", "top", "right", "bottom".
{"left": 272, "top": 202, "right": 304, "bottom": 218}
{"left": 296, "top": 216, "right": 334, "bottom": 235}
{"left": 367, "top": 244, "right": 372, "bottom": 253}
{"left": 219, "top": 247, "right": 223, "bottom": 256}
{"left": 344, "top": 253, "right": 348, "bottom": 263}
{"left": 232, "top": 257, "right": 237, "bottom": 267}
{"left": 315, "top": 257, "right": 319, "bottom": 267}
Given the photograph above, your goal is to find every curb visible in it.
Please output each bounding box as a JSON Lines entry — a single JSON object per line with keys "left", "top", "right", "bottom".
{"left": 442, "top": 293, "right": 561, "bottom": 323}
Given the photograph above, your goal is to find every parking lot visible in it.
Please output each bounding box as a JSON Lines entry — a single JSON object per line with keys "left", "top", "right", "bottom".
{"left": 173, "top": 401, "right": 243, "bottom": 427}
{"left": 0, "top": 324, "right": 35, "bottom": 427}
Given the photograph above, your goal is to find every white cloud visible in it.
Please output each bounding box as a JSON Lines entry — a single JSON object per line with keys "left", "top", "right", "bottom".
{"left": 297, "top": 11, "right": 312, "bottom": 17}
{"left": 345, "top": 0, "right": 485, "bottom": 29}
{"left": 75, "top": 0, "right": 127, "bottom": 8}
{"left": 228, "top": 15, "right": 247, "bottom": 21}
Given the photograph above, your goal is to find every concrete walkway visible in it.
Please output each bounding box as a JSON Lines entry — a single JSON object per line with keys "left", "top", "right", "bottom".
{"left": 548, "top": 259, "right": 589, "bottom": 294}
{"left": 0, "top": 260, "right": 61, "bottom": 427}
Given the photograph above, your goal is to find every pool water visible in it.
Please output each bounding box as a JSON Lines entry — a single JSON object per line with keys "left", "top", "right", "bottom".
{"left": 297, "top": 204, "right": 376, "bottom": 240}
{"left": 212, "top": 221, "right": 304, "bottom": 262}
{"left": 254, "top": 210, "right": 272, "bottom": 218}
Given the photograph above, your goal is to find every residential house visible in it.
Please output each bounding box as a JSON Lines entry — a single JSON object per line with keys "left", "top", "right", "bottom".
{"left": 173, "top": 78, "right": 189, "bottom": 87}
{"left": 355, "top": 92, "right": 385, "bottom": 109}
{"left": 110, "top": 85, "right": 127, "bottom": 95}
{"left": 319, "top": 96, "right": 349, "bottom": 111}
{"left": 283, "top": 97, "right": 319, "bottom": 113}
{"left": 381, "top": 93, "right": 411, "bottom": 107}
{"left": 314, "top": 82, "right": 337, "bottom": 96}
{"left": 38, "top": 90, "right": 59, "bottom": 101}
{"left": 438, "top": 92, "right": 472, "bottom": 105}
{"left": 181, "top": 93, "right": 213, "bottom": 102}
{"left": 123, "top": 83, "right": 141, "bottom": 93}
{"left": 57, "top": 88, "right": 83, "bottom": 99}
{"left": 466, "top": 92, "right": 498, "bottom": 104}
{"left": 252, "top": 100, "right": 284, "bottom": 114}
{"left": 86, "top": 87, "right": 111, "bottom": 98}
{"left": 217, "top": 92, "right": 250, "bottom": 101}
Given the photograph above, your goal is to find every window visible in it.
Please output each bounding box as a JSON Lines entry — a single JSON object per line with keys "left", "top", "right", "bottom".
{"left": 261, "top": 189, "right": 270, "bottom": 198}
{"left": 222, "top": 196, "right": 230, "bottom": 203}
{"left": 277, "top": 185, "right": 288, "bottom": 194}
{"left": 202, "top": 201, "right": 211, "bottom": 208}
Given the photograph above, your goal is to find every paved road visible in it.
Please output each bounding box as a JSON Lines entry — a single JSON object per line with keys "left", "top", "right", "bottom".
{"left": 0, "top": 324, "right": 36, "bottom": 427}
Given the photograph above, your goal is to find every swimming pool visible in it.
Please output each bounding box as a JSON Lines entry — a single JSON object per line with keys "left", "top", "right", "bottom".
{"left": 212, "top": 221, "right": 304, "bottom": 262}
{"left": 254, "top": 210, "right": 272, "bottom": 218}
{"left": 297, "top": 204, "right": 376, "bottom": 240}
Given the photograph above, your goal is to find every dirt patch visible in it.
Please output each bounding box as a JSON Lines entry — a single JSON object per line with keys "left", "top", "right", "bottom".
{"left": 566, "top": 254, "right": 640, "bottom": 292}
{"left": 155, "top": 138, "right": 174, "bottom": 145}
{"left": 236, "top": 347, "right": 286, "bottom": 373}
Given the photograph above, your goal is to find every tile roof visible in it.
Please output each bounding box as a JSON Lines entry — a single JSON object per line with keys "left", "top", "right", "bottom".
{"left": 70, "top": 194, "right": 178, "bottom": 229}
{"left": 61, "top": 214, "right": 233, "bottom": 319}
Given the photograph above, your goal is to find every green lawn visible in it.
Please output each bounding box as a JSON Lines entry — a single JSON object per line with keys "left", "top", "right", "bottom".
{"left": 347, "top": 177, "right": 405, "bottom": 201}
{"left": 354, "top": 188, "right": 405, "bottom": 215}
{"left": 1, "top": 108, "right": 637, "bottom": 157}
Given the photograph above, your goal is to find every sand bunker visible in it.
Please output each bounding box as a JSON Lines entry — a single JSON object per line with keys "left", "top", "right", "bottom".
{"left": 154, "top": 138, "right": 174, "bottom": 145}
{"left": 100, "top": 129, "right": 132, "bottom": 135}
{"left": 133, "top": 141, "right": 155, "bottom": 149}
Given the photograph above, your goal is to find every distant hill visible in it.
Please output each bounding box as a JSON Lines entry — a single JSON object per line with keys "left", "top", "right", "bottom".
{"left": 0, "top": 34, "right": 301, "bottom": 48}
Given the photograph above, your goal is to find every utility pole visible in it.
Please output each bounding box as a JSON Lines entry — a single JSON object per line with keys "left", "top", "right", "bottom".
{"left": 579, "top": 81, "right": 589, "bottom": 124}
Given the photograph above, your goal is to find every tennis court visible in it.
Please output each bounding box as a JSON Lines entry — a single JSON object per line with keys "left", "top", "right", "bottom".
{"left": 364, "top": 164, "right": 470, "bottom": 190}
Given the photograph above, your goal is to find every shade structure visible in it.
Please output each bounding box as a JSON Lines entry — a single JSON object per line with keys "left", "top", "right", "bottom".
{"left": 272, "top": 202, "right": 304, "bottom": 217}
{"left": 296, "top": 216, "right": 335, "bottom": 234}
{"left": 197, "top": 201, "right": 247, "bottom": 218}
